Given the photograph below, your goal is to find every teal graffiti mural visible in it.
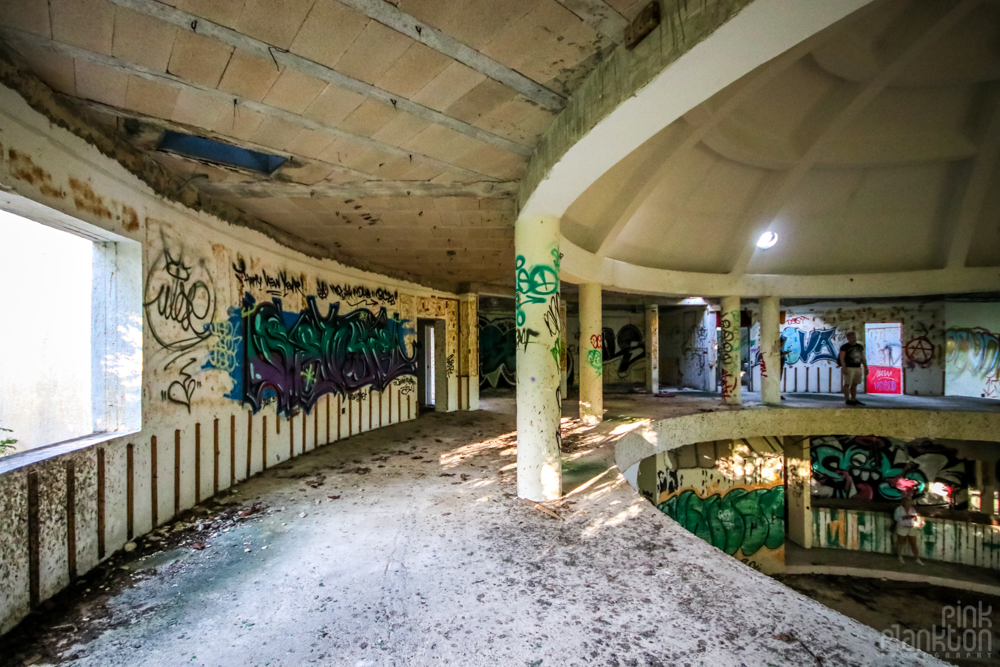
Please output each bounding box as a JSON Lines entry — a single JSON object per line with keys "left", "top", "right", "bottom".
{"left": 479, "top": 315, "right": 517, "bottom": 388}
{"left": 658, "top": 486, "right": 785, "bottom": 557}
{"left": 236, "top": 294, "right": 417, "bottom": 416}
{"left": 515, "top": 250, "right": 559, "bottom": 327}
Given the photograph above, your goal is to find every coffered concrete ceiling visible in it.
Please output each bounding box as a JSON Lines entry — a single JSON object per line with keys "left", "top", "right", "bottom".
{"left": 561, "top": 0, "right": 1000, "bottom": 292}
{"left": 0, "top": 0, "right": 648, "bottom": 291}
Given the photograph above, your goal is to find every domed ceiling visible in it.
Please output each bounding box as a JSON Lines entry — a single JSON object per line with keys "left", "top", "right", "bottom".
{"left": 561, "top": 0, "right": 1000, "bottom": 283}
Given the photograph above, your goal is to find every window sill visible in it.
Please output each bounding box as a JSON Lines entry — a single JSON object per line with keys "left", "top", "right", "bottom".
{"left": 0, "top": 430, "right": 139, "bottom": 476}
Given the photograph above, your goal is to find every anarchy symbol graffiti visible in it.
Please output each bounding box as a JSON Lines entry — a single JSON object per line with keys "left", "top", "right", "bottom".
{"left": 904, "top": 336, "right": 934, "bottom": 367}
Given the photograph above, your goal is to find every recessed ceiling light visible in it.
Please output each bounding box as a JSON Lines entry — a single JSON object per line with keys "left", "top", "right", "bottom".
{"left": 756, "top": 231, "right": 778, "bottom": 249}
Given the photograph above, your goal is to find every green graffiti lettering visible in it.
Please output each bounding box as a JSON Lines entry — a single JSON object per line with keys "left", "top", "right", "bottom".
{"left": 658, "top": 486, "right": 785, "bottom": 557}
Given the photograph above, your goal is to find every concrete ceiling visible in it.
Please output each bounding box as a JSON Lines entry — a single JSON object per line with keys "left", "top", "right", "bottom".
{"left": 561, "top": 0, "right": 1000, "bottom": 282}
{"left": 0, "top": 0, "right": 657, "bottom": 291}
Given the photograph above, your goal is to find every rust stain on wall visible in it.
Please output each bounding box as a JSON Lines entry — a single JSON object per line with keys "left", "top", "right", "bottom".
{"left": 8, "top": 148, "right": 64, "bottom": 199}
{"left": 68, "top": 178, "right": 112, "bottom": 219}
{"left": 121, "top": 205, "right": 140, "bottom": 232}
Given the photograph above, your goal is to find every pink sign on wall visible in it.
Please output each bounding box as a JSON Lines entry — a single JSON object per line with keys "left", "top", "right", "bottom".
{"left": 867, "top": 366, "right": 901, "bottom": 394}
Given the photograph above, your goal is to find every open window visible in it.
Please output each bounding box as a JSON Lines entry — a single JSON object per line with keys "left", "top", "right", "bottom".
{"left": 0, "top": 195, "right": 141, "bottom": 461}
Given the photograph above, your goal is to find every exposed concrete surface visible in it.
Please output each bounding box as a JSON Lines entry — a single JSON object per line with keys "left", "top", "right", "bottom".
{"left": 776, "top": 574, "right": 1000, "bottom": 667}
{"left": 3, "top": 396, "right": 945, "bottom": 666}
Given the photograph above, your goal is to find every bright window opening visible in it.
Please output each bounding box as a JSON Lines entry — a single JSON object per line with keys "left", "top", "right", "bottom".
{"left": 0, "top": 204, "right": 142, "bottom": 458}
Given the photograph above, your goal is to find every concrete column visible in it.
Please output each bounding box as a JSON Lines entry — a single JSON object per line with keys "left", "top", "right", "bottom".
{"left": 720, "top": 296, "right": 741, "bottom": 405}
{"left": 433, "top": 319, "right": 448, "bottom": 413}
{"left": 645, "top": 304, "right": 659, "bottom": 394}
{"left": 785, "top": 436, "right": 812, "bottom": 549}
{"left": 579, "top": 283, "right": 603, "bottom": 423}
{"left": 515, "top": 215, "right": 562, "bottom": 501}
{"left": 760, "top": 296, "right": 781, "bottom": 406}
{"left": 559, "top": 300, "right": 568, "bottom": 397}
{"left": 458, "top": 293, "right": 480, "bottom": 411}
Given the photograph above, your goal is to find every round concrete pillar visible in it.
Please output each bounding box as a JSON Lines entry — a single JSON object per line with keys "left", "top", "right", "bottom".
{"left": 579, "top": 282, "right": 603, "bottom": 423}
{"left": 514, "top": 215, "right": 562, "bottom": 501}
{"left": 720, "top": 296, "right": 741, "bottom": 405}
{"left": 760, "top": 296, "right": 782, "bottom": 405}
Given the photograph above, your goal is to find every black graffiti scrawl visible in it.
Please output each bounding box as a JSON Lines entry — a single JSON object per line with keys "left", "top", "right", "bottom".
{"left": 241, "top": 294, "right": 417, "bottom": 416}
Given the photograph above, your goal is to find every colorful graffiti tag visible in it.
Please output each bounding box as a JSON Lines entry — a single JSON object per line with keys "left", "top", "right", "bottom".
{"left": 479, "top": 316, "right": 517, "bottom": 388}
{"left": 811, "top": 435, "right": 972, "bottom": 503}
{"left": 515, "top": 252, "right": 559, "bottom": 328}
{"left": 780, "top": 327, "right": 838, "bottom": 365}
{"left": 947, "top": 328, "right": 1000, "bottom": 380}
{"left": 658, "top": 486, "right": 785, "bottom": 557}
{"left": 237, "top": 294, "right": 417, "bottom": 416}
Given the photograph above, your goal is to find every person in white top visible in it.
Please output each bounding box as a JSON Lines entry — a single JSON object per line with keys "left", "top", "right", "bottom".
{"left": 894, "top": 494, "right": 925, "bottom": 566}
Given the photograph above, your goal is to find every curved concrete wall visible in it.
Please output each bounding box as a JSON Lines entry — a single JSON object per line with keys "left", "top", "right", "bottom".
{"left": 615, "top": 407, "right": 1000, "bottom": 475}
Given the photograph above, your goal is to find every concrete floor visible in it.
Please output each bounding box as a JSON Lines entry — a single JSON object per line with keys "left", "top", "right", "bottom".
{"left": 3, "top": 394, "right": 953, "bottom": 667}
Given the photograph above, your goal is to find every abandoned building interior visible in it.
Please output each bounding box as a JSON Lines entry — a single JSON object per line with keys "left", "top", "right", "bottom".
{"left": 2, "top": 0, "right": 1000, "bottom": 664}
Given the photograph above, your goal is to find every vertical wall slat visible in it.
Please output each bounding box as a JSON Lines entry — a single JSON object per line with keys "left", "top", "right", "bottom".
{"left": 289, "top": 415, "right": 294, "bottom": 459}
{"left": 173, "top": 430, "right": 181, "bottom": 518}
{"left": 230, "top": 415, "right": 236, "bottom": 487}
{"left": 28, "top": 471, "right": 40, "bottom": 609}
{"left": 262, "top": 416, "right": 268, "bottom": 470}
{"left": 126, "top": 444, "right": 134, "bottom": 541}
{"left": 246, "top": 412, "right": 253, "bottom": 479}
{"left": 66, "top": 462, "right": 77, "bottom": 580}
{"left": 97, "top": 448, "right": 106, "bottom": 559}
{"left": 326, "top": 395, "right": 331, "bottom": 444}
{"left": 151, "top": 436, "right": 158, "bottom": 528}
{"left": 195, "top": 423, "right": 202, "bottom": 504}
{"left": 213, "top": 418, "right": 220, "bottom": 495}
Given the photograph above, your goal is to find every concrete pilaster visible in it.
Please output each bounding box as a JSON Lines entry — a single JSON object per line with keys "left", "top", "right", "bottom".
{"left": 720, "top": 296, "right": 741, "bottom": 405}
{"left": 579, "top": 283, "right": 603, "bottom": 423}
{"left": 458, "top": 293, "right": 479, "bottom": 411}
{"left": 760, "top": 296, "right": 781, "bottom": 406}
{"left": 514, "top": 215, "right": 562, "bottom": 501}
{"left": 645, "top": 304, "right": 659, "bottom": 394}
{"left": 785, "top": 436, "right": 813, "bottom": 549}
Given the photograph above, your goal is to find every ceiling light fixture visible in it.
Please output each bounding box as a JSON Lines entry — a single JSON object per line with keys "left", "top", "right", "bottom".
{"left": 756, "top": 231, "right": 779, "bottom": 249}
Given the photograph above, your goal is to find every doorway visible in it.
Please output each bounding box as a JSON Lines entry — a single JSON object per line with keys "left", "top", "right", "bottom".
{"left": 865, "top": 323, "right": 902, "bottom": 394}
{"left": 416, "top": 318, "right": 448, "bottom": 411}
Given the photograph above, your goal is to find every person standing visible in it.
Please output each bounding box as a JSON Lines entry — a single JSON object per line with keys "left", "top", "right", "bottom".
{"left": 894, "top": 495, "right": 925, "bottom": 565}
{"left": 838, "top": 331, "right": 868, "bottom": 405}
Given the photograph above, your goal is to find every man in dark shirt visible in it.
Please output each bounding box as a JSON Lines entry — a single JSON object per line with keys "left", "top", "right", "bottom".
{"left": 838, "top": 331, "right": 868, "bottom": 406}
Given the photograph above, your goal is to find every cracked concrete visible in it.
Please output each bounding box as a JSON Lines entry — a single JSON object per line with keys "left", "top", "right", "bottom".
{"left": 2, "top": 395, "right": 945, "bottom": 666}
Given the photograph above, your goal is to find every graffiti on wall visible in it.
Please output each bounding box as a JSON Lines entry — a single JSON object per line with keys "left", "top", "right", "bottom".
{"left": 811, "top": 435, "right": 972, "bottom": 503}
{"left": 601, "top": 324, "right": 645, "bottom": 378}
{"left": 232, "top": 257, "right": 304, "bottom": 298}
{"left": 720, "top": 310, "right": 739, "bottom": 398}
{"left": 515, "top": 252, "right": 558, "bottom": 328}
{"left": 658, "top": 486, "right": 785, "bottom": 557}
{"left": 947, "top": 328, "right": 1000, "bottom": 397}
{"left": 145, "top": 238, "right": 217, "bottom": 411}
{"left": 239, "top": 294, "right": 417, "bottom": 416}
{"left": 780, "top": 327, "right": 838, "bottom": 365}
{"left": 479, "top": 315, "right": 517, "bottom": 388}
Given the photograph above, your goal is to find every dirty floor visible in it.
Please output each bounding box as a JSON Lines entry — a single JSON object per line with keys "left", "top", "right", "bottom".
{"left": 3, "top": 395, "right": 945, "bottom": 666}
{"left": 777, "top": 574, "right": 1000, "bottom": 666}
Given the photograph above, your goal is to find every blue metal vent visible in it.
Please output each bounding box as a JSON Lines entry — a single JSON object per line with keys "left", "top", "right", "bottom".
{"left": 158, "top": 131, "right": 286, "bottom": 174}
